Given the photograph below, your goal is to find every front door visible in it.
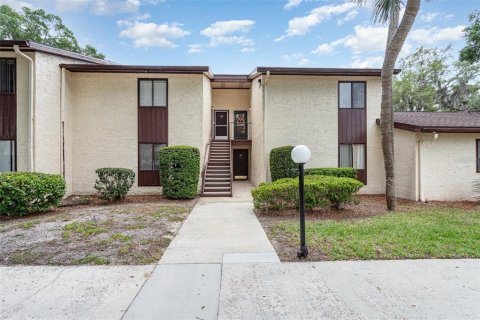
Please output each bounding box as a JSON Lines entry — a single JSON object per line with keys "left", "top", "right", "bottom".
{"left": 214, "top": 111, "right": 228, "bottom": 140}
{"left": 233, "top": 149, "right": 248, "bottom": 180}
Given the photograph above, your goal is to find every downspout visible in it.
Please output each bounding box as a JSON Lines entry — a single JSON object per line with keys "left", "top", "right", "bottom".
{"left": 60, "top": 67, "right": 65, "bottom": 178}
{"left": 416, "top": 134, "right": 423, "bottom": 202}
{"left": 13, "top": 45, "right": 35, "bottom": 172}
{"left": 263, "top": 71, "right": 270, "bottom": 181}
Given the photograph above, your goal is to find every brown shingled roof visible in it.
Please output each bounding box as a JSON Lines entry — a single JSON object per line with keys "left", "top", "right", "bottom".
{"left": 378, "top": 112, "right": 480, "bottom": 133}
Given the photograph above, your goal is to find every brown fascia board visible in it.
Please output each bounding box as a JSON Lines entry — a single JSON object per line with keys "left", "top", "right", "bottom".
{"left": 60, "top": 63, "right": 213, "bottom": 76}
{"left": 250, "top": 67, "right": 401, "bottom": 78}
{"left": 375, "top": 119, "right": 480, "bottom": 133}
{"left": 0, "top": 40, "right": 108, "bottom": 64}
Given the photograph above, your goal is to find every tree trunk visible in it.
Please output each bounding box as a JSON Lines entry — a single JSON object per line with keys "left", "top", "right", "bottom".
{"left": 380, "top": 0, "right": 420, "bottom": 210}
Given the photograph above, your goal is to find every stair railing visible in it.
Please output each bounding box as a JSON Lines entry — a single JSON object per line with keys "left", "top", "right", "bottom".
{"left": 201, "top": 129, "right": 212, "bottom": 195}
{"left": 229, "top": 137, "right": 233, "bottom": 197}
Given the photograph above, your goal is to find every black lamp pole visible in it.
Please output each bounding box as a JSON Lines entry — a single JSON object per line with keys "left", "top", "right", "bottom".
{"left": 297, "top": 163, "right": 308, "bottom": 259}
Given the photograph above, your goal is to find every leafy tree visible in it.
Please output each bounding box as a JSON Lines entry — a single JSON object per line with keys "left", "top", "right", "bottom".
{"left": 0, "top": 5, "right": 105, "bottom": 60}
{"left": 394, "top": 46, "right": 480, "bottom": 112}
{"left": 460, "top": 10, "right": 480, "bottom": 63}
{"left": 355, "top": 0, "right": 421, "bottom": 211}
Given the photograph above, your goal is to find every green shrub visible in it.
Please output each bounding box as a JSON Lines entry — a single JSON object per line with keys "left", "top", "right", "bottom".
{"left": 305, "top": 167, "right": 357, "bottom": 179}
{"left": 94, "top": 168, "right": 135, "bottom": 202}
{"left": 251, "top": 175, "right": 363, "bottom": 211}
{"left": 159, "top": 145, "right": 200, "bottom": 199}
{"left": 270, "top": 146, "right": 298, "bottom": 181}
{"left": 0, "top": 172, "right": 66, "bottom": 216}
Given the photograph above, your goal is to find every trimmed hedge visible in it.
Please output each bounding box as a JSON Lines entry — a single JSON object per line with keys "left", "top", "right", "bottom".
{"left": 270, "top": 146, "right": 297, "bottom": 181}
{"left": 305, "top": 167, "right": 357, "bottom": 179}
{"left": 252, "top": 175, "right": 363, "bottom": 211}
{"left": 94, "top": 168, "right": 135, "bottom": 202}
{"left": 0, "top": 172, "right": 66, "bottom": 216}
{"left": 159, "top": 145, "right": 200, "bottom": 199}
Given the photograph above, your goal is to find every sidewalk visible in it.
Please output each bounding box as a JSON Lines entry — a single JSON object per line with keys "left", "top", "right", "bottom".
{"left": 123, "top": 182, "right": 279, "bottom": 319}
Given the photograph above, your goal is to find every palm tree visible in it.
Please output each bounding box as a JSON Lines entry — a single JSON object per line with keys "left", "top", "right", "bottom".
{"left": 355, "top": 0, "right": 421, "bottom": 210}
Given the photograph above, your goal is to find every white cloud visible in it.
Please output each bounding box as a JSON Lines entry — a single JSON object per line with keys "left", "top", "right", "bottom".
{"left": 282, "top": 53, "right": 309, "bottom": 65}
{"left": 188, "top": 44, "right": 203, "bottom": 54}
{"left": 0, "top": 0, "right": 32, "bottom": 10}
{"left": 200, "top": 20, "right": 255, "bottom": 47}
{"left": 420, "top": 12, "right": 454, "bottom": 23}
{"left": 241, "top": 47, "right": 255, "bottom": 53}
{"left": 420, "top": 12, "right": 438, "bottom": 23}
{"left": 349, "top": 56, "right": 384, "bottom": 68}
{"left": 311, "top": 43, "right": 335, "bottom": 55}
{"left": 118, "top": 21, "right": 190, "bottom": 48}
{"left": 284, "top": 0, "right": 302, "bottom": 10}
{"left": 276, "top": 2, "right": 356, "bottom": 41}
{"left": 337, "top": 10, "right": 358, "bottom": 25}
{"left": 410, "top": 26, "right": 465, "bottom": 46}
{"left": 342, "top": 25, "right": 387, "bottom": 54}
{"left": 56, "top": 0, "right": 140, "bottom": 15}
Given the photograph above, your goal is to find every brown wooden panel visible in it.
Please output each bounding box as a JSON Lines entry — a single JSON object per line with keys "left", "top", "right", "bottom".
{"left": 338, "top": 109, "right": 366, "bottom": 144}
{"left": 357, "top": 169, "right": 367, "bottom": 185}
{"left": 138, "top": 170, "right": 160, "bottom": 186}
{"left": 0, "top": 95, "right": 16, "bottom": 140}
{"left": 138, "top": 107, "right": 168, "bottom": 143}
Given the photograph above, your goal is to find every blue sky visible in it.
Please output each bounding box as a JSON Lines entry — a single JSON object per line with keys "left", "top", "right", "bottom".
{"left": 2, "top": 0, "right": 478, "bottom": 73}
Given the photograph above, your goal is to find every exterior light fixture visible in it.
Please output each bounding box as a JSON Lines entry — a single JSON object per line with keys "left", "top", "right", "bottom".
{"left": 291, "top": 145, "right": 311, "bottom": 259}
{"left": 433, "top": 132, "right": 439, "bottom": 140}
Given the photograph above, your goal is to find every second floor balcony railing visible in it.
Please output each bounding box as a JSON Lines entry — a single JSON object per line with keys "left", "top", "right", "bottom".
{"left": 230, "top": 122, "right": 252, "bottom": 140}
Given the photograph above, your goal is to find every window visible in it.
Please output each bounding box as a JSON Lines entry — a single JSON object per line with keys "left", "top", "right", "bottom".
{"left": 0, "top": 59, "right": 15, "bottom": 94}
{"left": 339, "top": 82, "right": 365, "bottom": 109}
{"left": 339, "top": 144, "right": 365, "bottom": 170}
{"left": 139, "top": 143, "right": 166, "bottom": 171}
{"left": 0, "top": 140, "right": 15, "bottom": 172}
{"left": 477, "top": 140, "right": 480, "bottom": 173}
{"left": 139, "top": 80, "right": 167, "bottom": 107}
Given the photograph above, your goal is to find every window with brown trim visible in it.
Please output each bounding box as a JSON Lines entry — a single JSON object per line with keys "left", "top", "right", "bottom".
{"left": 339, "top": 143, "right": 365, "bottom": 170}
{"left": 0, "top": 59, "right": 15, "bottom": 94}
{"left": 477, "top": 139, "right": 480, "bottom": 173}
{"left": 139, "top": 79, "right": 167, "bottom": 107}
{"left": 339, "top": 81, "right": 366, "bottom": 109}
{"left": 0, "top": 140, "right": 16, "bottom": 172}
{"left": 138, "top": 78, "right": 168, "bottom": 186}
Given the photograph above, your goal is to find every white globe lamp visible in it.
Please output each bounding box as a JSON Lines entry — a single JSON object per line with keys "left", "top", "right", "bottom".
{"left": 291, "top": 145, "right": 311, "bottom": 164}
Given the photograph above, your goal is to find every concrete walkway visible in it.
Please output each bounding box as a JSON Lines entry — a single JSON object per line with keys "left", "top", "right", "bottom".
{"left": 0, "top": 265, "right": 154, "bottom": 320}
{"left": 124, "top": 181, "right": 279, "bottom": 319}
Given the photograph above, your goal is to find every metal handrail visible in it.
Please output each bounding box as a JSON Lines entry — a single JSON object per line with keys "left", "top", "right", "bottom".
{"left": 201, "top": 127, "right": 213, "bottom": 195}
{"left": 230, "top": 121, "right": 252, "bottom": 140}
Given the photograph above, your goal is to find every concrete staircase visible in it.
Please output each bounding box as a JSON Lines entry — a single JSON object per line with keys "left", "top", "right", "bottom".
{"left": 202, "top": 141, "right": 232, "bottom": 196}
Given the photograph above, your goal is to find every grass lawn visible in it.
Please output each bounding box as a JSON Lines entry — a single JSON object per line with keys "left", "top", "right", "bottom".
{"left": 269, "top": 208, "right": 480, "bottom": 261}
{"left": 0, "top": 196, "right": 196, "bottom": 265}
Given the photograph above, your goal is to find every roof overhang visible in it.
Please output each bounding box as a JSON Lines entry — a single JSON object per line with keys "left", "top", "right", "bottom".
{"left": 249, "top": 67, "right": 401, "bottom": 79}
{"left": 60, "top": 63, "right": 214, "bottom": 77}
{"left": 376, "top": 119, "right": 480, "bottom": 133}
{"left": 211, "top": 74, "right": 251, "bottom": 89}
{"left": 0, "top": 40, "right": 108, "bottom": 64}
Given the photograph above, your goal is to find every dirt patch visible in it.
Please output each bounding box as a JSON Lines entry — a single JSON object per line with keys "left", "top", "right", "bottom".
{"left": 0, "top": 197, "right": 197, "bottom": 265}
{"left": 257, "top": 195, "right": 480, "bottom": 262}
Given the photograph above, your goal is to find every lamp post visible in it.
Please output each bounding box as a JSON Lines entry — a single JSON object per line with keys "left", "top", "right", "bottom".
{"left": 291, "top": 145, "right": 311, "bottom": 259}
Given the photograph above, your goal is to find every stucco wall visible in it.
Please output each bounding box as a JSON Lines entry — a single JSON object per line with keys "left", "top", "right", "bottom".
{"left": 68, "top": 73, "right": 206, "bottom": 194}
{"left": 420, "top": 133, "right": 480, "bottom": 201}
{"left": 263, "top": 75, "right": 384, "bottom": 194}
{"left": 394, "top": 129, "right": 417, "bottom": 200}
{"left": 201, "top": 75, "right": 212, "bottom": 187}
{"left": 250, "top": 75, "right": 265, "bottom": 186}
{"left": 0, "top": 51, "right": 32, "bottom": 172}
{"left": 211, "top": 89, "right": 251, "bottom": 139}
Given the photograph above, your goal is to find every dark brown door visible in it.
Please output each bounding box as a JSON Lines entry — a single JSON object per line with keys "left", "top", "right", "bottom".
{"left": 214, "top": 111, "right": 228, "bottom": 140}
{"left": 233, "top": 149, "right": 248, "bottom": 180}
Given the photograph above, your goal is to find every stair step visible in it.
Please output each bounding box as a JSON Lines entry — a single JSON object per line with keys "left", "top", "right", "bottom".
{"left": 205, "top": 183, "right": 230, "bottom": 187}
{"left": 202, "top": 192, "right": 231, "bottom": 197}
{"left": 204, "top": 187, "right": 231, "bottom": 192}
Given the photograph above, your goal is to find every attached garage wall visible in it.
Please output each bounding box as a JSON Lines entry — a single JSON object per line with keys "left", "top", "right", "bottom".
{"left": 420, "top": 132, "right": 480, "bottom": 201}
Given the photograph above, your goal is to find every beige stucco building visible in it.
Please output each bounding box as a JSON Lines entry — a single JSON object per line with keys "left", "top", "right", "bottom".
{"left": 1, "top": 40, "right": 479, "bottom": 200}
